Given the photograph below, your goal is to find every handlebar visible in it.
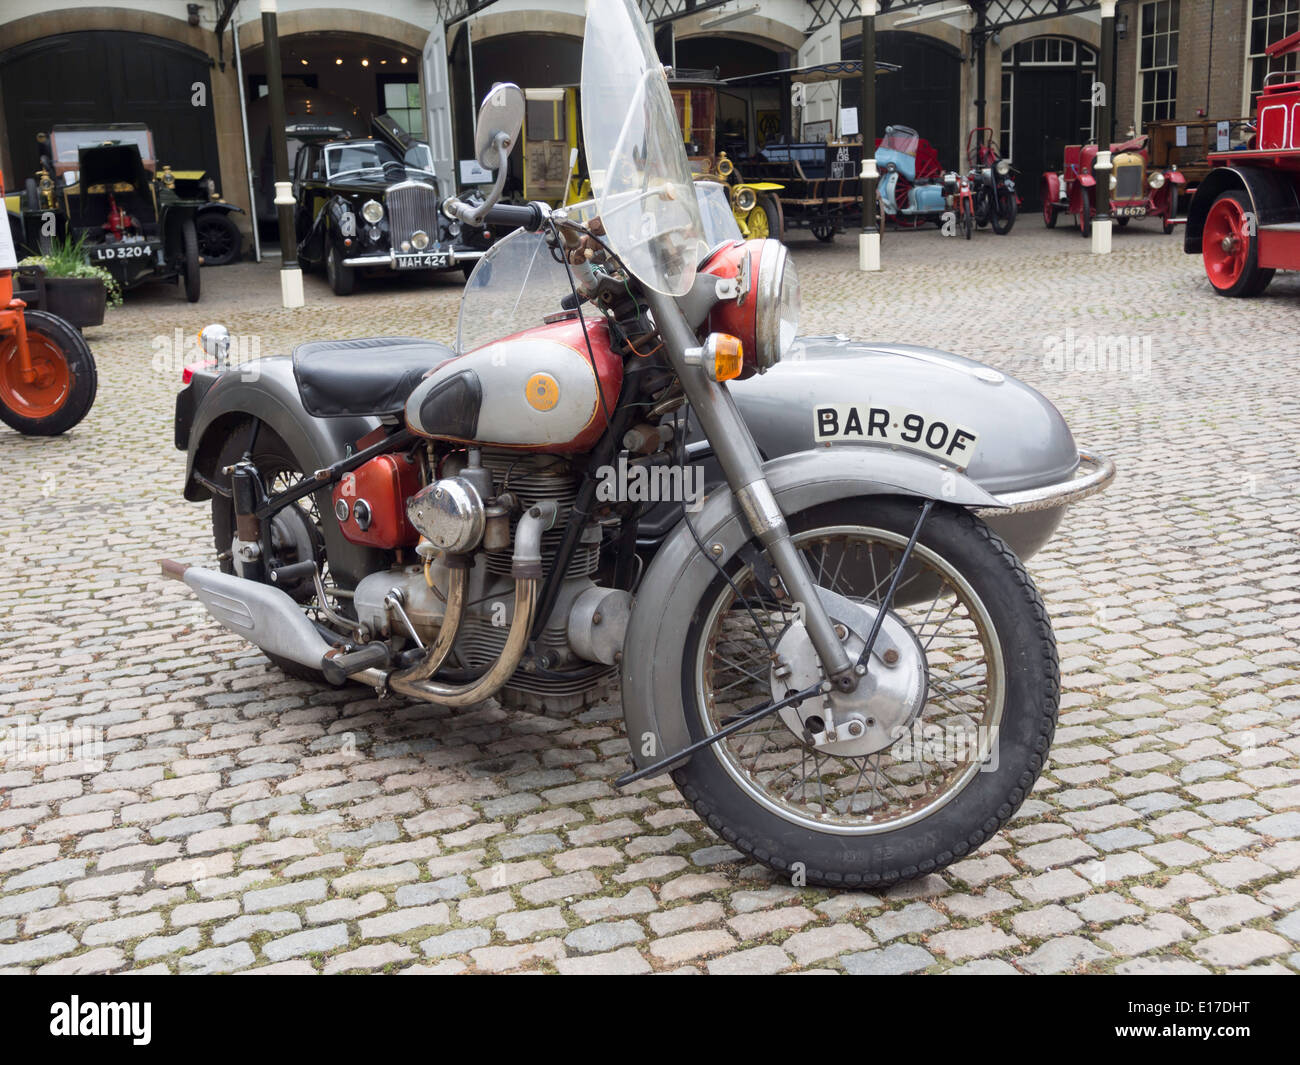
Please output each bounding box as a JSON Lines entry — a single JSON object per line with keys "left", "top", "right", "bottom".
{"left": 442, "top": 195, "right": 548, "bottom": 233}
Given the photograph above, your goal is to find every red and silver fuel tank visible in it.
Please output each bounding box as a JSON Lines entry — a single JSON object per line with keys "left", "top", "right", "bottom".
{"left": 404, "top": 318, "right": 623, "bottom": 454}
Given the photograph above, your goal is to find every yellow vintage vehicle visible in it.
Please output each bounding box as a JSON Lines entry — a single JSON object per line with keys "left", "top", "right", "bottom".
{"left": 519, "top": 77, "right": 783, "bottom": 239}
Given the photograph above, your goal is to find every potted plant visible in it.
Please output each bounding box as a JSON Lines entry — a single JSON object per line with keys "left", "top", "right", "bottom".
{"left": 18, "top": 233, "right": 120, "bottom": 328}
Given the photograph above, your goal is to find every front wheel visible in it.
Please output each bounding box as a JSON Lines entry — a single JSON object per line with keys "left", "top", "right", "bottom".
{"left": 326, "top": 242, "right": 356, "bottom": 296}
{"left": 1203, "top": 190, "right": 1273, "bottom": 297}
{"left": 181, "top": 217, "right": 201, "bottom": 302}
{"left": 1079, "top": 195, "right": 1093, "bottom": 238}
{"left": 751, "top": 193, "right": 785, "bottom": 243}
{"left": 672, "top": 498, "right": 1059, "bottom": 888}
{"left": 0, "top": 311, "right": 98, "bottom": 436}
{"left": 991, "top": 188, "right": 1017, "bottom": 234}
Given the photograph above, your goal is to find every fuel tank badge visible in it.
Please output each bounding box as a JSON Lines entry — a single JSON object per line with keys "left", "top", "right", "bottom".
{"left": 526, "top": 372, "right": 560, "bottom": 411}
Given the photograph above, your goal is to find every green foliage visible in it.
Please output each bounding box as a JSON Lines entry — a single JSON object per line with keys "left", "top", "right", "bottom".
{"left": 19, "top": 233, "right": 123, "bottom": 307}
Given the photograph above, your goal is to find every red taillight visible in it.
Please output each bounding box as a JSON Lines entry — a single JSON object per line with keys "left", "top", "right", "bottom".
{"left": 182, "top": 359, "right": 216, "bottom": 385}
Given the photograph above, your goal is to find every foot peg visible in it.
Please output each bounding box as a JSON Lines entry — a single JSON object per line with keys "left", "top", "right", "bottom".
{"left": 322, "top": 643, "right": 391, "bottom": 685}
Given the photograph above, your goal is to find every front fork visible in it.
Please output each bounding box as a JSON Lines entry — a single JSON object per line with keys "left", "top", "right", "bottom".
{"left": 646, "top": 290, "right": 859, "bottom": 695}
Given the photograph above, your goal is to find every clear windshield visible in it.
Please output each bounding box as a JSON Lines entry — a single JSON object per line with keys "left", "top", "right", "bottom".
{"left": 580, "top": 0, "right": 703, "bottom": 296}
{"left": 325, "top": 141, "right": 434, "bottom": 179}
{"left": 456, "top": 183, "right": 740, "bottom": 353}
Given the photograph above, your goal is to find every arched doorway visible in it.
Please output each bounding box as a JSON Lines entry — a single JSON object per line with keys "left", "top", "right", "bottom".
{"left": 1001, "top": 36, "right": 1097, "bottom": 209}
{"left": 843, "top": 32, "right": 962, "bottom": 168}
{"left": 1, "top": 31, "right": 219, "bottom": 184}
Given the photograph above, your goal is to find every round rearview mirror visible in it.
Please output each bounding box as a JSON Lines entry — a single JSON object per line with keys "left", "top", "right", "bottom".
{"left": 475, "top": 83, "right": 525, "bottom": 170}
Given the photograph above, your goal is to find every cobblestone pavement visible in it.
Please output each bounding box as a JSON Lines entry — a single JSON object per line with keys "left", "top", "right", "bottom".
{"left": 2, "top": 222, "right": 1298, "bottom": 975}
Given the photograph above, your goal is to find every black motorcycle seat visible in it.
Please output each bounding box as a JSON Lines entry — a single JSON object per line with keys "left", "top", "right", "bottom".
{"left": 293, "top": 336, "right": 457, "bottom": 418}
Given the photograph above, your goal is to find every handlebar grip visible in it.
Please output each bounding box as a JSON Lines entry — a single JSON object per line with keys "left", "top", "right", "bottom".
{"left": 482, "top": 203, "right": 546, "bottom": 232}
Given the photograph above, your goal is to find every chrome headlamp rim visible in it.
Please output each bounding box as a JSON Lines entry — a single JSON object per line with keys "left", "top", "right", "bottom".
{"left": 995, "top": 158, "right": 1011, "bottom": 176}
{"left": 1148, "top": 170, "right": 1166, "bottom": 189}
{"left": 754, "top": 239, "right": 798, "bottom": 373}
{"left": 411, "top": 229, "right": 430, "bottom": 250}
{"left": 735, "top": 186, "right": 757, "bottom": 212}
{"left": 361, "top": 199, "right": 384, "bottom": 224}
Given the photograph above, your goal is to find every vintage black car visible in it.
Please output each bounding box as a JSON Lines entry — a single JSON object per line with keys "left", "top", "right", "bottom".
{"left": 292, "top": 117, "right": 493, "bottom": 296}
{"left": 18, "top": 125, "right": 207, "bottom": 302}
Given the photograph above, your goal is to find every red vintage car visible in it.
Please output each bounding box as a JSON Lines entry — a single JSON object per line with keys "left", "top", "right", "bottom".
{"left": 1042, "top": 135, "right": 1184, "bottom": 236}
{"left": 1185, "top": 29, "right": 1300, "bottom": 296}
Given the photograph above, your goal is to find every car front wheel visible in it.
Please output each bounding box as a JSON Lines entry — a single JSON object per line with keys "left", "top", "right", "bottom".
{"left": 1202, "top": 190, "right": 1273, "bottom": 297}
{"left": 326, "top": 242, "right": 356, "bottom": 296}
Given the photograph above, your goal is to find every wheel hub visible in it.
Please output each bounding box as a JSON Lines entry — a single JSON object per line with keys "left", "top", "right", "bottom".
{"left": 770, "top": 586, "right": 928, "bottom": 757}
{"left": 1221, "top": 234, "right": 1239, "bottom": 253}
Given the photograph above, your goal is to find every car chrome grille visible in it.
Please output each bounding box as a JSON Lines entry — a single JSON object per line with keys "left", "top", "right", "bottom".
{"left": 386, "top": 180, "right": 440, "bottom": 250}
{"left": 1114, "top": 162, "right": 1144, "bottom": 200}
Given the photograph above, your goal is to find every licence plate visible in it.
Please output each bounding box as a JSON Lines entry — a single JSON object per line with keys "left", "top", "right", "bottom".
{"left": 92, "top": 243, "right": 154, "bottom": 261}
{"left": 395, "top": 250, "right": 452, "bottom": 270}
{"left": 813, "top": 404, "right": 979, "bottom": 466}
{"left": 1114, "top": 205, "right": 1147, "bottom": 217}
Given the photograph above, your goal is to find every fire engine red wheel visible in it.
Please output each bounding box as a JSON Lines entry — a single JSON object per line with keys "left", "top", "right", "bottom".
{"left": 1042, "top": 200, "right": 1058, "bottom": 228}
{"left": 0, "top": 311, "right": 98, "bottom": 436}
{"left": 1203, "top": 191, "right": 1272, "bottom": 298}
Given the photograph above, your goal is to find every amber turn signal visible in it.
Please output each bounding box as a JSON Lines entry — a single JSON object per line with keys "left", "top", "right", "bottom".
{"left": 686, "top": 333, "right": 745, "bottom": 382}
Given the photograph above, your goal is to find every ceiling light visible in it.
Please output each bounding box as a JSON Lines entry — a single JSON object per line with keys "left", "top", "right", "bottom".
{"left": 335, "top": 57, "right": 342, "bottom": 65}
{"left": 361, "top": 58, "right": 369, "bottom": 67}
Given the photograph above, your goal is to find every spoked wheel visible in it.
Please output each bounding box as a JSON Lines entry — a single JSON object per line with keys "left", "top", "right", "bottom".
{"left": 1203, "top": 190, "right": 1272, "bottom": 297}
{"left": 195, "top": 212, "right": 242, "bottom": 266}
{"left": 961, "top": 201, "right": 974, "bottom": 240}
{"left": 752, "top": 193, "right": 784, "bottom": 242}
{"left": 991, "top": 188, "right": 1017, "bottom": 234}
{"left": 210, "top": 425, "right": 341, "bottom": 681}
{"left": 0, "top": 311, "right": 98, "bottom": 436}
{"left": 674, "top": 498, "right": 1058, "bottom": 888}
{"left": 810, "top": 221, "right": 836, "bottom": 243}
{"left": 1042, "top": 200, "right": 1058, "bottom": 228}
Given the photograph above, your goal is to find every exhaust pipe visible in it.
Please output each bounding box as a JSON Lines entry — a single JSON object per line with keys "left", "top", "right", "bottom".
{"left": 161, "top": 561, "right": 337, "bottom": 672}
{"left": 387, "top": 501, "right": 556, "bottom": 706}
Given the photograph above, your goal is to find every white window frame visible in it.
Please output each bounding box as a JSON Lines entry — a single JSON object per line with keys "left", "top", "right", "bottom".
{"left": 1136, "top": 0, "right": 1179, "bottom": 128}
{"left": 1243, "top": 0, "right": 1300, "bottom": 116}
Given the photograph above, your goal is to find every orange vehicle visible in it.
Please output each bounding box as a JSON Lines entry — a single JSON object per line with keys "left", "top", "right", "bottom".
{"left": 1, "top": 167, "right": 97, "bottom": 435}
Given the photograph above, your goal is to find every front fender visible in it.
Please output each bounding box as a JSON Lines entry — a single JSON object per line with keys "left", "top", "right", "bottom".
{"left": 1041, "top": 172, "right": 1060, "bottom": 204}
{"left": 198, "top": 202, "right": 246, "bottom": 216}
{"left": 620, "top": 447, "right": 1000, "bottom": 768}
{"left": 1184, "top": 165, "right": 1300, "bottom": 252}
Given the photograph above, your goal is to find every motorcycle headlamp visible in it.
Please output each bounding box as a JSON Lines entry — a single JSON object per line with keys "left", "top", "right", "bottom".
{"left": 1148, "top": 171, "right": 1166, "bottom": 189}
{"left": 411, "top": 229, "right": 431, "bottom": 250}
{"left": 362, "top": 199, "right": 384, "bottom": 224}
{"left": 995, "top": 158, "right": 1011, "bottom": 176}
{"left": 735, "top": 187, "right": 757, "bottom": 212}
{"left": 699, "top": 238, "right": 800, "bottom": 378}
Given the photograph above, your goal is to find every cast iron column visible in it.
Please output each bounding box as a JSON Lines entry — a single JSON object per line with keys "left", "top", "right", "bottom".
{"left": 261, "top": 0, "right": 304, "bottom": 305}
{"left": 859, "top": 0, "right": 880, "bottom": 271}
{"left": 1092, "top": 0, "right": 1116, "bottom": 254}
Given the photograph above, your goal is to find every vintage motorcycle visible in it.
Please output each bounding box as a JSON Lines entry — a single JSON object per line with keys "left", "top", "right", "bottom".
{"left": 168, "top": 0, "right": 1112, "bottom": 887}
{"left": 876, "top": 125, "right": 975, "bottom": 238}
{"left": 967, "top": 127, "right": 1018, "bottom": 235}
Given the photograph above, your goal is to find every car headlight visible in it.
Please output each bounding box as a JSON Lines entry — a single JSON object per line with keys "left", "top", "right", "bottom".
{"left": 411, "top": 229, "right": 430, "bottom": 250}
{"left": 362, "top": 199, "right": 384, "bottom": 224}
{"left": 1149, "top": 171, "right": 1165, "bottom": 189}
{"left": 734, "top": 186, "right": 757, "bottom": 212}
{"left": 447, "top": 220, "right": 462, "bottom": 239}
{"left": 996, "top": 158, "right": 1011, "bottom": 176}
{"left": 1109, "top": 174, "right": 1117, "bottom": 190}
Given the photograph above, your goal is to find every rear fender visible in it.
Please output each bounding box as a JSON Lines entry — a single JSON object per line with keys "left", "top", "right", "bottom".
{"left": 620, "top": 446, "right": 1000, "bottom": 767}
{"left": 1184, "top": 165, "right": 1300, "bottom": 252}
{"left": 182, "top": 356, "right": 386, "bottom": 588}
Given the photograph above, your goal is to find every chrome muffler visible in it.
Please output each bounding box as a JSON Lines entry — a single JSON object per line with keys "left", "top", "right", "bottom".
{"left": 160, "top": 560, "right": 337, "bottom": 672}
